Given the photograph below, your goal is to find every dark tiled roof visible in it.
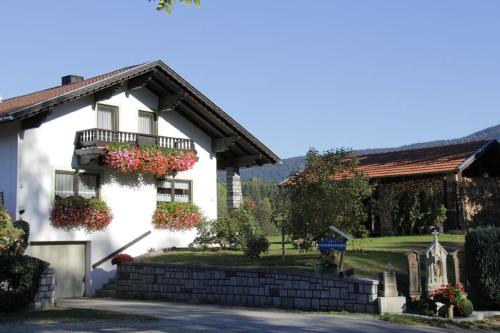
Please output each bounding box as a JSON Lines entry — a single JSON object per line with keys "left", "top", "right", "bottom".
{"left": 0, "top": 60, "right": 281, "bottom": 166}
{"left": 0, "top": 65, "right": 138, "bottom": 116}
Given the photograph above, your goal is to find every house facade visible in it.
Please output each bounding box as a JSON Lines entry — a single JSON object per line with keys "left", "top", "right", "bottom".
{"left": 0, "top": 60, "right": 280, "bottom": 297}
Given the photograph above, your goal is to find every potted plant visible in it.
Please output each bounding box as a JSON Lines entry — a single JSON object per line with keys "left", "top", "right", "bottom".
{"left": 430, "top": 283, "right": 465, "bottom": 319}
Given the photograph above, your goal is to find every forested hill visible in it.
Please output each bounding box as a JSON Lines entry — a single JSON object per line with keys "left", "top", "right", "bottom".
{"left": 217, "top": 124, "right": 500, "bottom": 183}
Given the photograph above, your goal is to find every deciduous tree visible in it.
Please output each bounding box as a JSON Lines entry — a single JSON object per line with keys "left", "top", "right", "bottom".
{"left": 285, "top": 148, "right": 373, "bottom": 243}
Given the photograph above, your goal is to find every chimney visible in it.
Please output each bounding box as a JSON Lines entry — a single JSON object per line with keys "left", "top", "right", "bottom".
{"left": 61, "top": 75, "right": 84, "bottom": 85}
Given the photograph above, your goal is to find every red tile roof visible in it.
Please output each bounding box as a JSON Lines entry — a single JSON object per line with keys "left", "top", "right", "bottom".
{"left": 0, "top": 65, "right": 138, "bottom": 116}
{"left": 284, "top": 141, "right": 489, "bottom": 185}
{"left": 355, "top": 141, "right": 487, "bottom": 179}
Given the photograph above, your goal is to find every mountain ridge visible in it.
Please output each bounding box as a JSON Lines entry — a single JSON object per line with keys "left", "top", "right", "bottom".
{"left": 219, "top": 124, "right": 500, "bottom": 182}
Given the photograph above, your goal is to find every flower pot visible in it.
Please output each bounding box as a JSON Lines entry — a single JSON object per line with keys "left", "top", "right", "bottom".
{"left": 314, "top": 265, "right": 337, "bottom": 274}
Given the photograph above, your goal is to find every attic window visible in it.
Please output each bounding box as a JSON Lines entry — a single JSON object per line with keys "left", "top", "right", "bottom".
{"left": 97, "top": 104, "right": 119, "bottom": 131}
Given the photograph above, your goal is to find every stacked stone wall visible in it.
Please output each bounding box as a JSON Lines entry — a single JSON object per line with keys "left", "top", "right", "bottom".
{"left": 29, "top": 267, "right": 55, "bottom": 310}
{"left": 115, "top": 263, "right": 379, "bottom": 313}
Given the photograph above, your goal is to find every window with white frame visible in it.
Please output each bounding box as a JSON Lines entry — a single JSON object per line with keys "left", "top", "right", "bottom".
{"left": 97, "top": 104, "right": 119, "bottom": 131}
{"left": 55, "top": 171, "right": 99, "bottom": 199}
{"left": 138, "top": 111, "right": 156, "bottom": 135}
{"left": 157, "top": 179, "right": 191, "bottom": 203}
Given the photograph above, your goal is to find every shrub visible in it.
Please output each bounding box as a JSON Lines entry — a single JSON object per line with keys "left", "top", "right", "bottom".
{"left": 243, "top": 234, "right": 269, "bottom": 258}
{"left": 465, "top": 226, "right": 500, "bottom": 307}
{"left": 418, "top": 298, "right": 437, "bottom": 316}
{"left": 9, "top": 220, "right": 30, "bottom": 255}
{"left": 191, "top": 219, "right": 218, "bottom": 249}
{"left": 50, "top": 196, "right": 113, "bottom": 233}
{"left": 0, "top": 205, "right": 24, "bottom": 255}
{"left": 152, "top": 202, "right": 202, "bottom": 231}
{"left": 111, "top": 253, "right": 134, "bottom": 265}
{"left": 455, "top": 298, "right": 474, "bottom": 317}
{"left": 0, "top": 255, "right": 48, "bottom": 311}
{"left": 192, "top": 207, "right": 263, "bottom": 252}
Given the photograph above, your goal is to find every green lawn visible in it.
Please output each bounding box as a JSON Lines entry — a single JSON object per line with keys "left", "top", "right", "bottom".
{"left": 146, "top": 234, "right": 464, "bottom": 295}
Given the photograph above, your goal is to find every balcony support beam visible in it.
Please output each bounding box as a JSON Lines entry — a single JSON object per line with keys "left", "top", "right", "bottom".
{"left": 158, "top": 92, "right": 187, "bottom": 113}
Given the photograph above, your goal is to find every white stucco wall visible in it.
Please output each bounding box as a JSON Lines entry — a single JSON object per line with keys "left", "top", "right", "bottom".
{"left": 0, "top": 122, "right": 20, "bottom": 216}
{"left": 17, "top": 87, "right": 217, "bottom": 293}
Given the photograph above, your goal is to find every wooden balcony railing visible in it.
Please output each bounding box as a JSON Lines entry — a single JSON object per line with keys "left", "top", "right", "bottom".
{"left": 75, "top": 128, "right": 195, "bottom": 151}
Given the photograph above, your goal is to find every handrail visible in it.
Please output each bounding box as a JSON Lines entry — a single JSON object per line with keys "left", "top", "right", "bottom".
{"left": 76, "top": 128, "right": 195, "bottom": 151}
{"left": 92, "top": 230, "right": 152, "bottom": 269}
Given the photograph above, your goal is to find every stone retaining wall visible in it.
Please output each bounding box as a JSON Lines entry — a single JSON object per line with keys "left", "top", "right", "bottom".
{"left": 29, "top": 267, "right": 56, "bottom": 310}
{"left": 115, "top": 263, "right": 379, "bottom": 313}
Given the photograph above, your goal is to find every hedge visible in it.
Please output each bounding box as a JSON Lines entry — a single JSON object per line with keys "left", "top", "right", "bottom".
{"left": 465, "top": 226, "right": 500, "bottom": 307}
{"left": 0, "top": 255, "right": 48, "bottom": 312}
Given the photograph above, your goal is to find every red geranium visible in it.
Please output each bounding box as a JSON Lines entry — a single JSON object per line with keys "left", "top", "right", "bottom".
{"left": 152, "top": 201, "right": 202, "bottom": 231}
{"left": 50, "top": 196, "right": 113, "bottom": 233}
{"left": 111, "top": 253, "right": 134, "bottom": 265}
{"left": 104, "top": 144, "right": 198, "bottom": 177}
{"left": 431, "top": 283, "right": 465, "bottom": 306}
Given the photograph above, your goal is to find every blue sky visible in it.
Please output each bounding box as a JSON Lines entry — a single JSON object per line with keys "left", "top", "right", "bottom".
{"left": 1, "top": 1, "right": 499, "bottom": 158}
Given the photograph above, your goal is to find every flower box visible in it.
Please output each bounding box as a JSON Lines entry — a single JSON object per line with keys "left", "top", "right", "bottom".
{"left": 104, "top": 144, "right": 198, "bottom": 178}
{"left": 152, "top": 201, "right": 202, "bottom": 231}
{"left": 50, "top": 196, "right": 113, "bottom": 233}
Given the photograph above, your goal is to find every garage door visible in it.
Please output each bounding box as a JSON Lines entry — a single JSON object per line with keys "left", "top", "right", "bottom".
{"left": 30, "top": 242, "right": 87, "bottom": 298}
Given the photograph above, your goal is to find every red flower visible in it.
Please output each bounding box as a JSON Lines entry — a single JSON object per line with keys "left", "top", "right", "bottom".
{"left": 111, "top": 253, "right": 134, "bottom": 265}
{"left": 152, "top": 202, "right": 202, "bottom": 231}
{"left": 430, "top": 283, "right": 464, "bottom": 306}
{"left": 104, "top": 144, "right": 198, "bottom": 177}
{"left": 50, "top": 196, "right": 113, "bottom": 233}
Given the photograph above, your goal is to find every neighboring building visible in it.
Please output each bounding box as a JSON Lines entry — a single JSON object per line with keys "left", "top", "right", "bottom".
{"left": 0, "top": 60, "right": 280, "bottom": 297}
{"left": 284, "top": 140, "right": 500, "bottom": 235}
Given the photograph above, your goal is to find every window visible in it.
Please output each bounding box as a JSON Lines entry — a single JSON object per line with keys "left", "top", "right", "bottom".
{"left": 138, "top": 111, "right": 156, "bottom": 135}
{"left": 55, "top": 171, "right": 99, "bottom": 198}
{"left": 157, "top": 179, "right": 191, "bottom": 203}
{"left": 97, "top": 104, "right": 119, "bottom": 131}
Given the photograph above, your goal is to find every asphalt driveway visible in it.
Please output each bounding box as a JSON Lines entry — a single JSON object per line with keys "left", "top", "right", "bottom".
{"left": 0, "top": 298, "right": 481, "bottom": 333}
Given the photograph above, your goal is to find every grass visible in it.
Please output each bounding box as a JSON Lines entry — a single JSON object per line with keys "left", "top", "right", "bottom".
{"left": 380, "top": 313, "right": 500, "bottom": 331}
{"left": 0, "top": 307, "right": 158, "bottom": 323}
{"left": 146, "top": 234, "right": 465, "bottom": 294}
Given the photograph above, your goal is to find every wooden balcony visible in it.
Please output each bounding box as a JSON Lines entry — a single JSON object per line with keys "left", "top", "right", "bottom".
{"left": 75, "top": 128, "right": 195, "bottom": 164}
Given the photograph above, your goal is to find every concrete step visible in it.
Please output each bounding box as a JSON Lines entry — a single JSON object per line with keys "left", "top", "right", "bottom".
{"left": 93, "top": 277, "right": 117, "bottom": 298}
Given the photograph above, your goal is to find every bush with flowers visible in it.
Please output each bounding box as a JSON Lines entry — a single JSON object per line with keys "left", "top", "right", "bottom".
{"left": 104, "top": 144, "right": 198, "bottom": 178}
{"left": 111, "top": 253, "right": 134, "bottom": 265}
{"left": 430, "top": 282, "right": 465, "bottom": 306}
{"left": 50, "top": 196, "right": 113, "bottom": 233}
{"left": 152, "top": 201, "right": 202, "bottom": 231}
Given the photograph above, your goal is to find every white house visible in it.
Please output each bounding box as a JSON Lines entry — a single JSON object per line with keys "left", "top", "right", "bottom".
{"left": 0, "top": 60, "right": 280, "bottom": 297}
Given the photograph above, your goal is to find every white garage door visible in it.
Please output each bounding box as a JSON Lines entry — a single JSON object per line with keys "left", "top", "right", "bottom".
{"left": 30, "top": 242, "right": 87, "bottom": 299}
